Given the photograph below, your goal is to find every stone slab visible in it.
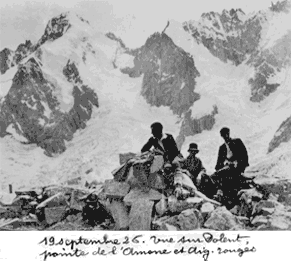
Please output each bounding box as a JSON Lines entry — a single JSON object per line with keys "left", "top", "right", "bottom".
{"left": 204, "top": 206, "right": 241, "bottom": 230}
{"left": 129, "top": 199, "right": 154, "bottom": 230}
{"left": 44, "top": 206, "right": 67, "bottom": 225}
{"left": 165, "top": 209, "right": 201, "bottom": 230}
{"left": 69, "top": 190, "right": 87, "bottom": 211}
{"left": 148, "top": 173, "right": 165, "bottom": 190}
{"left": 124, "top": 188, "right": 162, "bottom": 206}
{"left": 251, "top": 215, "right": 269, "bottom": 227}
{"left": 108, "top": 200, "right": 129, "bottom": 230}
{"left": 104, "top": 180, "right": 130, "bottom": 199}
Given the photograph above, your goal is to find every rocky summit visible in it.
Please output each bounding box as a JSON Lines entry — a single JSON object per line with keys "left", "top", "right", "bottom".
{"left": 0, "top": 1, "right": 291, "bottom": 231}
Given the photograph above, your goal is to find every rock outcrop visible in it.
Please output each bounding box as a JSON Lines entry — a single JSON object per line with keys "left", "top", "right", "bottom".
{"left": 183, "top": 3, "right": 291, "bottom": 102}
{"left": 268, "top": 116, "right": 291, "bottom": 153}
{"left": 0, "top": 57, "right": 98, "bottom": 156}
{"left": 0, "top": 40, "right": 34, "bottom": 74}
{"left": 108, "top": 31, "right": 200, "bottom": 116}
{"left": 0, "top": 12, "right": 99, "bottom": 156}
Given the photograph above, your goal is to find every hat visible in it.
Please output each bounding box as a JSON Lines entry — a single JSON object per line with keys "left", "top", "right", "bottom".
{"left": 188, "top": 143, "right": 199, "bottom": 152}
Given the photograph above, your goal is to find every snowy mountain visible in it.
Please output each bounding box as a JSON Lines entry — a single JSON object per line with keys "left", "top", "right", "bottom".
{"left": 0, "top": 1, "right": 291, "bottom": 192}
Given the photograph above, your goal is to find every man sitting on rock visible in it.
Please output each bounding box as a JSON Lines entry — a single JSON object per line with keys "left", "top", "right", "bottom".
{"left": 210, "top": 127, "right": 249, "bottom": 203}
{"left": 141, "top": 122, "right": 184, "bottom": 190}
{"left": 141, "top": 122, "right": 183, "bottom": 166}
{"left": 180, "top": 143, "right": 207, "bottom": 188}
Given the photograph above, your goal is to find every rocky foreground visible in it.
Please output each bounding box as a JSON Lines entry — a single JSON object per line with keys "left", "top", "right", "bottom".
{"left": 0, "top": 157, "right": 291, "bottom": 231}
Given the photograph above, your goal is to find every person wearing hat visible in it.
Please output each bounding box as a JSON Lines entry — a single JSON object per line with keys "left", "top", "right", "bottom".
{"left": 180, "top": 143, "right": 207, "bottom": 187}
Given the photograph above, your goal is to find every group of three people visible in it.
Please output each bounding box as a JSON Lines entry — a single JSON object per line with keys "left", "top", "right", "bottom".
{"left": 141, "top": 122, "right": 249, "bottom": 198}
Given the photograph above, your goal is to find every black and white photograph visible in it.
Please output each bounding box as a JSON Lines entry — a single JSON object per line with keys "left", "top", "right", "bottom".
{"left": 0, "top": 0, "right": 292, "bottom": 242}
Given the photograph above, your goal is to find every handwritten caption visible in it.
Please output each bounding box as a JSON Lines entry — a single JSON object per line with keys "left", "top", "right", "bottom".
{"left": 38, "top": 233, "right": 256, "bottom": 261}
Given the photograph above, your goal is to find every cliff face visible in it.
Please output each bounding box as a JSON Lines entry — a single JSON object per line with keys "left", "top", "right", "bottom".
{"left": 108, "top": 31, "right": 201, "bottom": 117}
{"left": 0, "top": 12, "right": 98, "bottom": 156}
{"left": 183, "top": 1, "right": 291, "bottom": 103}
{"left": 268, "top": 116, "right": 291, "bottom": 154}
{"left": 0, "top": 40, "right": 34, "bottom": 74}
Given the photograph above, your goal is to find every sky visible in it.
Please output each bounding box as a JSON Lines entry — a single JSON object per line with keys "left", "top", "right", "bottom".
{"left": 0, "top": 0, "right": 277, "bottom": 50}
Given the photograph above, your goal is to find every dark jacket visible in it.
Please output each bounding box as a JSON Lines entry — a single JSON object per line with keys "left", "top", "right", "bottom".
{"left": 215, "top": 138, "right": 249, "bottom": 172}
{"left": 181, "top": 155, "right": 206, "bottom": 181}
{"left": 141, "top": 133, "right": 181, "bottom": 163}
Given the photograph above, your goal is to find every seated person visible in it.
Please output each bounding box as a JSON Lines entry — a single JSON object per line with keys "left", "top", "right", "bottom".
{"left": 210, "top": 127, "right": 249, "bottom": 201}
{"left": 141, "top": 122, "right": 183, "bottom": 166}
{"left": 180, "top": 143, "right": 207, "bottom": 188}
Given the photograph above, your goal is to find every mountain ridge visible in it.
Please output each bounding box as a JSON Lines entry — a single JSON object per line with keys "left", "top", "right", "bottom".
{"left": 0, "top": 1, "right": 291, "bottom": 190}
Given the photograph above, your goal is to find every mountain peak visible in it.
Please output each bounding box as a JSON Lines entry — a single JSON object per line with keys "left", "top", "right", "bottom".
{"left": 37, "top": 11, "right": 90, "bottom": 46}
{"left": 270, "top": 0, "right": 291, "bottom": 13}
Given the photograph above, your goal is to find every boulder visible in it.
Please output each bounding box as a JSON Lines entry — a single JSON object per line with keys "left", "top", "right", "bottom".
{"left": 252, "top": 200, "right": 280, "bottom": 216}
{"left": 152, "top": 216, "right": 171, "bottom": 230}
{"left": 0, "top": 192, "right": 17, "bottom": 206}
{"left": 36, "top": 193, "right": 68, "bottom": 209}
{"left": 200, "top": 202, "right": 215, "bottom": 219}
{"left": 148, "top": 173, "right": 165, "bottom": 190}
{"left": 129, "top": 199, "right": 154, "bottom": 230}
{"left": 44, "top": 206, "right": 67, "bottom": 225}
{"left": 124, "top": 188, "right": 162, "bottom": 206}
{"left": 255, "top": 176, "right": 290, "bottom": 196}
{"left": 204, "top": 206, "right": 241, "bottom": 231}
{"left": 268, "top": 215, "right": 291, "bottom": 230}
{"left": 69, "top": 190, "right": 87, "bottom": 211}
{"left": 103, "top": 180, "right": 130, "bottom": 199}
{"left": 251, "top": 215, "right": 268, "bottom": 227}
{"left": 254, "top": 204, "right": 291, "bottom": 230}
{"left": 165, "top": 208, "right": 202, "bottom": 230}
{"left": 168, "top": 195, "right": 202, "bottom": 214}
{"left": 107, "top": 200, "right": 129, "bottom": 230}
